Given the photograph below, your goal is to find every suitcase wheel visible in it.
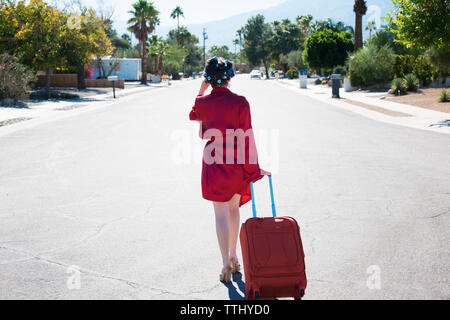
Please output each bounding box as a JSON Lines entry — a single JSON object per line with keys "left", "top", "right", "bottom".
{"left": 247, "top": 287, "right": 260, "bottom": 300}
{"left": 295, "top": 289, "right": 305, "bottom": 300}
{"left": 247, "top": 291, "right": 260, "bottom": 300}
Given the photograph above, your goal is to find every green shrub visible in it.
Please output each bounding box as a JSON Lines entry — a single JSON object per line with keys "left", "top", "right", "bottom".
{"left": 426, "top": 47, "right": 450, "bottom": 84}
{"left": 404, "top": 73, "right": 419, "bottom": 91}
{"left": 286, "top": 67, "right": 299, "bottom": 79}
{"left": 349, "top": 44, "right": 395, "bottom": 88}
{"left": 440, "top": 90, "right": 449, "bottom": 103}
{"left": 413, "top": 55, "right": 434, "bottom": 87}
{"left": 393, "top": 54, "right": 415, "bottom": 78}
{"left": 287, "top": 50, "right": 306, "bottom": 70}
{"left": 0, "top": 53, "right": 37, "bottom": 102}
{"left": 366, "top": 29, "right": 422, "bottom": 56}
{"left": 393, "top": 54, "right": 436, "bottom": 87}
{"left": 391, "top": 78, "right": 407, "bottom": 95}
{"left": 162, "top": 60, "right": 182, "bottom": 80}
{"left": 303, "top": 29, "right": 354, "bottom": 72}
{"left": 333, "top": 65, "right": 347, "bottom": 77}
{"left": 348, "top": 66, "right": 363, "bottom": 88}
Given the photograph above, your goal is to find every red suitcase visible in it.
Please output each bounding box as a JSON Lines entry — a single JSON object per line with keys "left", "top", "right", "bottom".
{"left": 240, "top": 176, "right": 307, "bottom": 300}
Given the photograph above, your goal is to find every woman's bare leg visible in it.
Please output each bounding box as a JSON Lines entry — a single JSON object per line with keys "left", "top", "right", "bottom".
{"left": 213, "top": 201, "right": 231, "bottom": 269}
{"left": 228, "top": 194, "right": 241, "bottom": 261}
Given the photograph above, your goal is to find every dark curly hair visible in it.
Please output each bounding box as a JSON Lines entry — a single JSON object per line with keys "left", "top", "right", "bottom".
{"left": 203, "top": 56, "right": 235, "bottom": 87}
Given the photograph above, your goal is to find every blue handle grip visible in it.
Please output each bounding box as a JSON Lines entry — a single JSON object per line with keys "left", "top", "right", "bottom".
{"left": 268, "top": 176, "right": 277, "bottom": 217}
{"left": 250, "top": 175, "right": 277, "bottom": 218}
{"left": 250, "top": 181, "right": 257, "bottom": 218}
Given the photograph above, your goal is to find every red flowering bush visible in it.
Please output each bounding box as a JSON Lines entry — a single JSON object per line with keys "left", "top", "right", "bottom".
{"left": 0, "top": 53, "right": 37, "bottom": 102}
{"left": 84, "top": 66, "right": 95, "bottom": 79}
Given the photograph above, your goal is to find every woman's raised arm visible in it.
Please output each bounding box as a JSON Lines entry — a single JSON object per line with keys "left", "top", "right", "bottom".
{"left": 198, "top": 79, "right": 210, "bottom": 96}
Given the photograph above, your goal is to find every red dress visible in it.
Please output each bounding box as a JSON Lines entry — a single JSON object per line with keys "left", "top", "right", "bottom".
{"left": 189, "top": 87, "right": 263, "bottom": 207}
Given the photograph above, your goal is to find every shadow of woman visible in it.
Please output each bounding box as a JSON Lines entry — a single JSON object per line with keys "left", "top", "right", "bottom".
{"left": 223, "top": 272, "right": 247, "bottom": 300}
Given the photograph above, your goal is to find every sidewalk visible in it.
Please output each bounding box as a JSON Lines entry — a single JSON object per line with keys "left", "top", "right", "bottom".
{"left": 0, "top": 79, "right": 188, "bottom": 133}
{"left": 276, "top": 78, "right": 450, "bottom": 135}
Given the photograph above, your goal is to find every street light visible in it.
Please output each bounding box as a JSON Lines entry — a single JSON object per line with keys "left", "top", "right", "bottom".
{"left": 202, "top": 28, "right": 208, "bottom": 67}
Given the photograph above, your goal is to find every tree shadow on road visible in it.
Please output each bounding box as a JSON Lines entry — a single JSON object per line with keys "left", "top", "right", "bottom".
{"left": 0, "top": 101, "right": 29, "bottom": 109}
{"left": 223, "top": 272, "right": 246, "bottom": 300}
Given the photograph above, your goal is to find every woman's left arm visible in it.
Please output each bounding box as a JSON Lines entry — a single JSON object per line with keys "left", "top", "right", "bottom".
{"left": 239, "top": 98, "right": 269, "bottom": 181}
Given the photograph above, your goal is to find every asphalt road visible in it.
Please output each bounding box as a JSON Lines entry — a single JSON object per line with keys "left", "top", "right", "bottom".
{"left": 0, "top": 76, "right": 449, "bottom": 300}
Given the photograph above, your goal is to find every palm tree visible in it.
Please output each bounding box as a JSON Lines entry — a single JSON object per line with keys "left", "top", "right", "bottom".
{"left": 121, "top": 33, "right": 131, "bottom": 43}
{"left": 170, "top": 6, "right": 184, "bottom": 31}
{"left": 174, "top": 26, "right": 190, "bottom": 46}
{"left": 354, "top": 0, "right": 368, "bottom": 51}
{"left": 233, "top": 38, "right": 239, "bottom": 63}
{"left": 333, "top": 20, "right": 348, "bottom": 33}
{"left": 208, "top": 45, "right": 230, "bottom": 60}
{"left": 148, "top": 35, "right": 160, "bottom": 74}
{"left": 156, "top": 41, "right": 169, "bottom": 76}
{"left": 296, "top": 14, "right": 313, "bottom": 37}
{"left": 236, "top": 28, "right": 244, "bottom": 48}
{"left": 366, "top": 20, "right": 377, "bottom": 38}
{"left": 149, "top": 36, "right": 168, "bottom": 75}
{"left": 128, "top": 0, "right": 160, "bottom": 84}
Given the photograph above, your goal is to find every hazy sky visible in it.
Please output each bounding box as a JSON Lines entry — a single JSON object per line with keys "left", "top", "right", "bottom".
{"left": 93, "top": 0, "right": 287, "bottom": 26}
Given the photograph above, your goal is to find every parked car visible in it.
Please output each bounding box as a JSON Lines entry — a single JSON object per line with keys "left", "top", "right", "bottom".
{"left": 250, "top": 70, "right": 262, "bottom": 79}
{"left": 270, "top": 70, "right": 285, "bottom": 78}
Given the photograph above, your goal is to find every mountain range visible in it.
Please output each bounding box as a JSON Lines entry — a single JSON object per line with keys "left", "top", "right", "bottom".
{"left": 116, "top": 0, "right": 394, "bottom": 50}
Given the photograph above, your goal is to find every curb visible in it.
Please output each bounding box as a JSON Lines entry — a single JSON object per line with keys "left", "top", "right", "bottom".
{"left": 274, "top": 79, "right": 450, "bottom": 135}
{"left": 0, "top": 80, "right": 190, "bottom": 137}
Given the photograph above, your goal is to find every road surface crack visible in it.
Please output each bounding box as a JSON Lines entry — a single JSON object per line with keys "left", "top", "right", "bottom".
{"left": 420, "top": 210, "right": 450, "bottom": 219}
{"left": 0, "top": 244, "right": 180, "bottom": 294}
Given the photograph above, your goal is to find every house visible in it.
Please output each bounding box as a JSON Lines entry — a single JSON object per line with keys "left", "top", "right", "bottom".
{"left": 90, "top": 57, "right": 141, "bottom": 81}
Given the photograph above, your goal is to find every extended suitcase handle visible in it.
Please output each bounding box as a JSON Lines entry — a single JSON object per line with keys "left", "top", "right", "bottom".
{"left": 250, "top": 175, "right": 277, "bottom": 218}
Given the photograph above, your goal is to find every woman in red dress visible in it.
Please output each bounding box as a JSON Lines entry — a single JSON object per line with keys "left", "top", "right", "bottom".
{"left": 189, "top": 57, "right": 270, "bottom": 283}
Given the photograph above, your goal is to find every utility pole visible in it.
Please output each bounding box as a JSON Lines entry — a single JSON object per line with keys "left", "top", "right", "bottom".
{"left": 202, "top": 28, "right": 208, "bottom": 67}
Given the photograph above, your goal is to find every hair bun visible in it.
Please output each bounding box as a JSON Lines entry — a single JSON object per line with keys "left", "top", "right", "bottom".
{"left": 204, "top": 56, "right": 235, "bottom": 86}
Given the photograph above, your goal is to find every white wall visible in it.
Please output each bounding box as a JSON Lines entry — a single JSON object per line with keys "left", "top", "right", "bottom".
{"left": 91, "top": 58, "right": 141, "bottom": 81}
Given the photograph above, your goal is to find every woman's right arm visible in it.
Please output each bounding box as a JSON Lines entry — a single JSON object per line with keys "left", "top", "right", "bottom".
{"left": 198, "top": 79, "right": 210, "bottom": 96}
{"left": 190, "top": 82, "right": 209, "bottom": 139}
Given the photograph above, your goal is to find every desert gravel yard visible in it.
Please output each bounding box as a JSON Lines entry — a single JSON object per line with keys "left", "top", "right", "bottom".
{"left": 378, "top": 88, "right": 450, "bottom": 114}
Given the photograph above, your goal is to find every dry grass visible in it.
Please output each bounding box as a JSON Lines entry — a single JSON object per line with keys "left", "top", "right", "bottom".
{"left": 380, "top": 88, "right": 450, "bottom": 114}
{"left": 0, "top": 117, "right": 32, "bottom": 127}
